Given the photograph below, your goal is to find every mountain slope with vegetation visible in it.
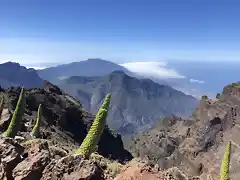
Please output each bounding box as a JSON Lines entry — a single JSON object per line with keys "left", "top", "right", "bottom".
{"left": 58, "top": 71, "right": 199, "bottom": 135}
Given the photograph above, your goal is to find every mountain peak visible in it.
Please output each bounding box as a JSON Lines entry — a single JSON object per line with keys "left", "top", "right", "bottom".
{"left": 1, "top": 61, "right": 21, "bottom": 67}
{"left": 0, "top": 62, "right": 44, "bottom": 88}
{"left": 84, "top": 58, "right": 119, "bottom": 66}
{"left": 110, "top": 70, "right": 127, "bottom": 76}
{"left": 87, "top": 58, "right": 104, "bottom": 61}
{"left": 222, "top": 82, "right": 240, "bottom": 97}
{"left": 37, "top": 59, "right": 130, "bottom": 84}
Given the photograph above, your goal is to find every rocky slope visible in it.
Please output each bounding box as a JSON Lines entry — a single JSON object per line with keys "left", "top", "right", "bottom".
{"left": 0, "top": 136, "right": 121, "bottom": 180}
{"left": 0, "top": 62, "right": 44, "bottom": 88}
{"left": 125, "top": 82, "right": 240, "bottom": 179}
{"left": 0, "top": 81, "right": 132, "bottom": 163}
{"left": 0, "top": 136, "right": 204, "bottom": 180}
{"left": 58, "top": 71, "right": 199, "bottom": 135}
{"left": 115, "top": 158, "right": 203, "bottom": 180}
{"left": 1, "top": 81, "right": 239, "bottom": 179}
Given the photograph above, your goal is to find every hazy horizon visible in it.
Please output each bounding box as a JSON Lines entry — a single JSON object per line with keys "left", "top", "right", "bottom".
{"left": 1, "top": 0, "right": 240, "bottom": 98}
{"left": 1, "top": 0, "right": 240, "bottom": 67}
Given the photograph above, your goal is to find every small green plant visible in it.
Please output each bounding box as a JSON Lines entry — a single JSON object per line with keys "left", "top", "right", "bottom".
{"left": 31, "top": 104, "right": 42, "bottom": 138}
{"left": 0, "top": 97, "right": 4, "bottom": 117}
{"left": 2, "top": 87, "right": 25, "bottom": 138}
{"left": 90, "top": 152, "right": 105, "bottom": 161}
{"left": 220, "top": 141, "right": 231, "bottom": 180}
{"left": 107, "top": 161, "right": 122, "bottom": 177}
{"left": 192, "top": 109, "right": 197, "bottom": 118}
{"left": 74, "top": 93, "right": 111, "bottom": 158}
{"left": 201, "top": 95, "right": 208, "bottom": 100}
{"left": 228, "top": 82, "right": 239, "bottom": 87}
{"left": 216, "top": 93, "right": 221, "bottom": 99}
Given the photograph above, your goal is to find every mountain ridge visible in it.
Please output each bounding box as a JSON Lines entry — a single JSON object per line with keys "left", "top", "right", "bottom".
{"left": 0, "top": 61, "right": 44, "bottom": 89}
{"left": 0, "top": 61, "right": 198, "bottom": 135}
{"left": 58, "top": 70, "right": 199, "bottom": 135}
{"left": 37, "top": 58, "right": 133, "bottom": 84}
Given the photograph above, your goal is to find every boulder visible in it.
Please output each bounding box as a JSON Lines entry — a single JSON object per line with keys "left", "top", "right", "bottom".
{"left": 12, "top": 140, "right": 51, "bottom": 180}
{"left": 0, "top": 137, "right": 25, "bottom": 180}
{"left": 41, "top": 155, "right": 105, "bottom": 180}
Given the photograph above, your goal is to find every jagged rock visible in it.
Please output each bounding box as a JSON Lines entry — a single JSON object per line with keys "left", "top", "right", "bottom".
{"left": 0, "top": 108, "right": 11, "bottom": 132}
{"left": 49, "top": 146, "right": 68, "bottom": 159}
{"left": 12, "top": 140, "right": 51, "bottom": 180}
{"left": 44, "top": 80, "right": 62, "bottom": 95}
{"left": 164, "top": 167, "right": 189, "bottom": 180}
{"left": 41, "top": 155, "right": 105, "bottom": 180}
{"left": 14, "top": 136, "right": 26, "bottom": 144}
{"left": 115, "top": 158, "right": 200, "bottom": 180}
{"left": 125, "top": 83, "right": 240, "bottom": 179}
{"left": 0, "top": 136, "right": 116, "bottom": 180}
{"left": 0, "top": 83, "right": 133, "bottom": 179}
{"left": 2, "top": 83, "right": 132, "bottom": 162}
{"left": 0, "top": 137, "right": 25, "bottom": 180}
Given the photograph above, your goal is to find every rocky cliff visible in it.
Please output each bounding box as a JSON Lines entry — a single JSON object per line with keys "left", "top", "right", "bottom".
{"left": 125, "top": 82, "right": 240, "bottom": 180}
{"left": 0, "top": 81, "right": 132, "bottom": 179}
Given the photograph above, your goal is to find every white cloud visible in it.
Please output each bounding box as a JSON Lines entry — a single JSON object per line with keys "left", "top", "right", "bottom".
{"left": 26, "top": 66, "right": 46, "bottom": 70}
{"left": 120, "top": 61, "right": 185, "bottom": 79}
{"left": 189, "top": 78, "right": 204, "bottom": 84}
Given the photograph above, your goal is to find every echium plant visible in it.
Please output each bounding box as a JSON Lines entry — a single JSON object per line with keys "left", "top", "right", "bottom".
{"left": 0, "top": 97, "right": 4, "bottom": 117}
{"left": 220, "top": 141, "right": 231, "bottom": 180}
{"left": 31, "top": 104, "right": 42, "bottom": 138}
{"left": 75, "top": 93, "right": 111, "bottom": 158}
{"left": 3, "top": 87, "right": 25, "bottom": 138}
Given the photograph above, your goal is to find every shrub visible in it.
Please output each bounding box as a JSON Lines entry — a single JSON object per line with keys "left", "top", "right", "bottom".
{"left": 31, "top": 104, "right": 42, "bottom": 138}
{"left": 90, "top": 153, "right": 105, "bottom": 161}
{"left": 220, "top": 141, "right": 231, "bottom": 180}
{"left": 201, "top": 95, "right": 208, "bottom": 100}
{"left": 228, "top": 82, "right": 239, "bottom": 87}
{"left": 216, "top": 93, "right": 221, "bottom": 99}
{"left": 74, "top": 93, "right": 111, "bottom": 158}
{"left": 2, "top": 87, "right": 25, "bottom": 138}
{"left": 107, "top": 161, "right": 122, "bottom": 177}
{"left": 192, "top": 109, "right": 197, "bottom": 118}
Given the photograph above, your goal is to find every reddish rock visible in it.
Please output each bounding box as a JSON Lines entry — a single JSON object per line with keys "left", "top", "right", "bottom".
{"left": 0, "top": 108, "right": 11, "bottom": 131}
{"left": 12, "top": 141, "right": 51, "bottom": 180}
{"left": 0, "top": 137, "right": 25, "bottom": 180}
{"left": 41, "top": 155, "right": 105, "bottom": 180}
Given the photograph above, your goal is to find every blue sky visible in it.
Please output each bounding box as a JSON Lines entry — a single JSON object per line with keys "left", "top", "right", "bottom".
{"left": 1, "top": 0, "right": 240, "bottom": 67}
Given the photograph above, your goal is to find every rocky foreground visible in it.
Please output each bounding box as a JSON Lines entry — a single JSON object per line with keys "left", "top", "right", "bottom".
{"left": 0, "top": 136, "right": 203, "bottom": 180}
{"left": 0, "top": 81, "right": 133, "bottom": 179}
{"left": 1, "top": 81, "right": 240, "bottom": 179}
{"left": 0, "top": 136, "right": 116, "bottom": 180}
{"left": 0, "top": 81, "right": 132, "bottom": 162}
{"left": 0, "top": 80, "right": 203, "bottom": 180}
